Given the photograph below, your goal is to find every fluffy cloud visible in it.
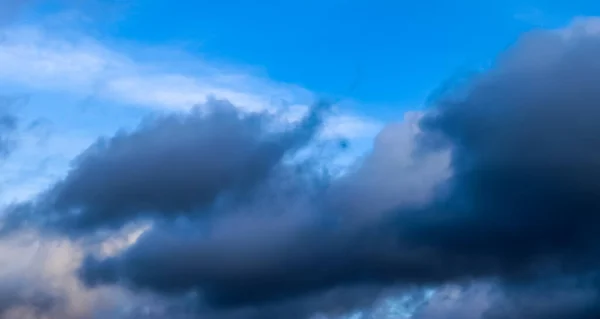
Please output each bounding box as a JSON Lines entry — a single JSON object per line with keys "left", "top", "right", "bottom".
{"left": 407, "top": 16, "right": 600, "bottom": 278}
{"left": 0, "top": 231, "right": 125, "bottom": 319}
{"left": 6, "top": 13, "right": 600, "bottom": 319}
{"left": 405, "top": 16, "right": 600, "bottom": 319}
{"left": 1, "top": 96, "right": 443, "bottom": 318}
{"left": 8, "top": 99, "right": 330, "bottom": 235}
{"left": 81, "top": 17, "right": 600, "bottom": 318}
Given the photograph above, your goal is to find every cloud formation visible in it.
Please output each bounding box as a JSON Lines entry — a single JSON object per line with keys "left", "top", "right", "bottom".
{"left": 0, "top": 25, "right": 379, "bottom": 135}
{"left": 80, "top": 17, "right": 600, "bottom": 318}
{"left": 71, "top": 106, "right": 447, "bottom": 313}
{"left": 409, "top": 19, "right": 600, "bottom": 277}
{"left": 0, "top": 25, "right": 305, "bottom": 111}
{"left": 6, "top": 15, "right": 600, "bottom": 319}
{"left": 405, "top": 17, "right": 600, "bottom": 318}
{"left": 8, "top": 98, "right": 330, "bottom": 235}
{"left": 2, "top": 95, "right": 444, "bottom": 317}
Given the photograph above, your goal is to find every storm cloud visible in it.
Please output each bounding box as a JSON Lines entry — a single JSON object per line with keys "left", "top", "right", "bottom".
{"left": 406, "top": 23, "right": 600, "bottom": 276}
{"left": 75, "top": 108, "right": 450, "bottom": 312}
{"left": 7, "top": 17, "right": 600, "bottom": 319}
{"left": 80, "top": 20, "right": 600, "bottom": 318}
{"left": 405, "top": 19, "right": 600, "bottom": 318}
{"left": 11, "top": 99, "right": 329, "bottom": 234}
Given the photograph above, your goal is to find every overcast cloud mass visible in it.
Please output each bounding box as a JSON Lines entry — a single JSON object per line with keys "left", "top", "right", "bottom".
{"left": 4, "top": 3, "right": 600, "bottom": 319}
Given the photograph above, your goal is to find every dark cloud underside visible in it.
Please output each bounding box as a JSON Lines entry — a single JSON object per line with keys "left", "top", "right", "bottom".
{"left": 7, "top": 20, "right": 600, "bottom": 319}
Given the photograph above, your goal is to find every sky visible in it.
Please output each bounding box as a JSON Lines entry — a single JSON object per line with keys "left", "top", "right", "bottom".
{"left": 0, "top": 0, "right": 583, "bottom": 201}
{"left": 3, "top": 0, "right": 600, "bottom": 318}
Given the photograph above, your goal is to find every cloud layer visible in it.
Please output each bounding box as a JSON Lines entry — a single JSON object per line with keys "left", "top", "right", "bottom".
{"left": 5, "top": 14, "right": 600, "bottom": 319}
{"left": 2, "top": 95, "right": 446, "bottom": 318}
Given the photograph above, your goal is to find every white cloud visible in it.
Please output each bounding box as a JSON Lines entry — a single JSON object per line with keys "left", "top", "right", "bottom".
{"left": 0, "top": 25, "right": 311, "bottom": 112}
{"left": 0, "top": 228, "right": 189, "bottom": 319}
{"left": 0, "top": 231, "right": 112, "bottom": 318}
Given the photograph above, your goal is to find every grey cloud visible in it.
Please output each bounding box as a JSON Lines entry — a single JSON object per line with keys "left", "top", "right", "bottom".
{"left": 96, "top": 21, "right": 600, "bottom": 318}
{"left": 11, "top": 17, "right": 600, "bottom": 319}
{"left": 77, "top": 111, "right": 450, "bottom": 312}
{"left": 12, "top": 99, "right": 329, "bottom": 235}
{"left": 401, "top": 21, "right": 600, "bottom": 319}
{"left": 485, "top": 279, "right": 600, "bottom": 319}
{"left": 0, "top": 283, "right": 56, "bottom": 318}
{"left": 329, "top": 111, "right": 450, "bottom": 220}
{"left": 407, "top": 24, "right": 600, "bottom": 276}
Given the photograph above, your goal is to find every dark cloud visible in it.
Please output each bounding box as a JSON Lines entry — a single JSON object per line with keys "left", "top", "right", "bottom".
{"left": 9, "top": 18, "right": 600, "bottom": 319}
{"left": 76, "top": 110, "right": 448, "bottom": 314}
{"left": 404, "top": 24, "right": 600, "bottom": 318}
{"left": 0, "top": 284, "right": 56, "bottom": 319}
{"left": 406, "top": 27, "right": 600, "bottom": 276}
{"left": 90, "top": 24, "right": 600, "bottom": 318}
{"left": 9, "top": 99, "right": 329, "bottom": 235}
{"left": 485, "top": 278, "right": 600, "bottom": 319}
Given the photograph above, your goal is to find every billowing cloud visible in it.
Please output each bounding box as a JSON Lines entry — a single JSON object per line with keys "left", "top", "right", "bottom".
{"left": 405, "top": 17, "right": 600, "bottom": 318}
{"left": 6, "top": 98, "right": 330, "bottom": 235}
{"left": 6, "top": 15, "right": 600, "bottom": 319}
{"left": 1, "top": 94, "right": 444, "bottom": 318}
{"left": 68, "top": 110, "right": 449, "bottom": 316}
{"left": 406, "top": 17, "right": 600, "bottom": 278}
{"left": 76, "top": 17, "right": 600, "bottom": 318}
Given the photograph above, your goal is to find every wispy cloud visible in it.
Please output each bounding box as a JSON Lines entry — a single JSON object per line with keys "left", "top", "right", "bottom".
{"left": 0, "top": 25, "right": 381, "bottom": 134}
{"left": 0, "top": 26, "right": 312, "bottom": 111}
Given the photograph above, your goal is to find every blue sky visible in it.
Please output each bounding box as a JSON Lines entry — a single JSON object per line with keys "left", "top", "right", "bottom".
{"left": 0, "top": 0, "right": 584, "bottom": 203}
{"left": 95, "top": 0, "right": 586, "bottom": 108}
{"left": 24, "top": 0, "right": 583, "bottom": 110}
{"left": 108, "top": 0, "right": 522, "bottom": 105}
{"left": 3, "top": 1, "right": 600, "bottom": 318}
